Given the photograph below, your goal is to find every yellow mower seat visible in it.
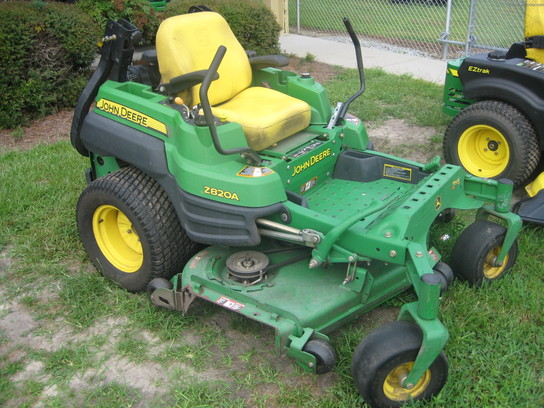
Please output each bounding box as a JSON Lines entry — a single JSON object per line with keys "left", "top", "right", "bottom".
{"left": 526, "top": 0, "right": 544, "bottom": 63}
{"left": 156, "top": 11, "right": 311, "bottom": 151}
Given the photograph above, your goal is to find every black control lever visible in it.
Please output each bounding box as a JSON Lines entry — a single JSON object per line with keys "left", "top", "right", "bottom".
{"left": 327, "top": 18, "right": 366, "bottom": 128}
{"left": 199, "top": 46, "right": 261, "bottom": 165}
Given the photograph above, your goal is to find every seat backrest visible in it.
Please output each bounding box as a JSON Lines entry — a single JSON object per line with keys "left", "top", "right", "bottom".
{"left": 526, "top": 0, "right": 544, "bottom": 63}
{"left": 156, "top": 12, "right": 252, "bottom": 107}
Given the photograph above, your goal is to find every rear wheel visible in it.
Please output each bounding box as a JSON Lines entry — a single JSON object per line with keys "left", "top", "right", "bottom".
{"left": 450, "top": 220, "right": 518, "bottom": 287}
{"left": 352, "top": 321, "right": 448, "bottom": 408}
{"left": 444, "top": 100, "right": 539, "bottom": 186}
{"left": 76, "top": 166, "right": 198, "bottom": 292}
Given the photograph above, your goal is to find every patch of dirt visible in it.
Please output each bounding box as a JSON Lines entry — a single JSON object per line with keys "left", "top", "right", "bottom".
{"left": 367, "top": 118, "right": 440, "bottom": 163}
{"left": 283, "top": 58, "right": 341, "bottom": 84}
{"left": 0, "top": 110, "right": 72, "bottom": 151}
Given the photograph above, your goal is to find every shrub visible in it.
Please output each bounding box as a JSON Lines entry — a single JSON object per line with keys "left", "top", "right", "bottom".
{"left": 163, "top": 0, "right": 281, "bottom": 55}
{"left": 75, "top": 0, "right": 161, "bottom": 45}
{"left": 0, "top": 1, "right": 100, "bottom": 129}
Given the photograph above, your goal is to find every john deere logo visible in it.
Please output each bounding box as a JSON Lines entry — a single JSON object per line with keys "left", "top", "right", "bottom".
{"left": 96, "top": 98, "right": 167, "bottom": 134}
{"left": 435, "top": 195, "right": 442, "bottom": 210}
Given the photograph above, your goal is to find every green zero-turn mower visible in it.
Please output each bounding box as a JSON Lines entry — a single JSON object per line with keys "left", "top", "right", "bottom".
{"left": 71, "top": 8, "right": 522, "bottom": 408}
{"left": 443, "top": 0, "right": 544, "bottom": 224}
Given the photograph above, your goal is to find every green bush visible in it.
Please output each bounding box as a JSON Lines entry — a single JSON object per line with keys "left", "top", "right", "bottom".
{"left": 75, "top": 0, "right": 161, "bottom": 45}
{"left": 163, "top": 0, "right": 281, "bottom": 55}
{"left": 0, "top": 1, "right": 100, "bottom": 129}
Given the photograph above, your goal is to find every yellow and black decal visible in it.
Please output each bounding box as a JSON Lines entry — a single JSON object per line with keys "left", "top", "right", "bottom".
{"left": 204, "top": 186, "right": 240, "bottom": 201}
{"left": 467, "top": 66, "right": 491, "bottom": 74}
{"left": 435, "top": 195, "right": 442, "bottom": 211}
{"left": 96, "top": 98, "right": 167, "bottom": 134}
{"left": 291, "top": 148, "right": 332, "bottom": 177}
{"left": 383, "top": 164, "right": 412, "bottom": 182}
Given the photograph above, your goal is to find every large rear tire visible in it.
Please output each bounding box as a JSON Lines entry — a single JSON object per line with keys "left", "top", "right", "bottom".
{"left": 76, "top": 167, "right": 198, "bottom": 292}
{"left": 444, "top": 100, "right": 539, "bottom": 186}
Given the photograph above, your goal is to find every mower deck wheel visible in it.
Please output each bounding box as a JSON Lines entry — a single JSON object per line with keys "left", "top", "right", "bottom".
{"left": 450, "top": 220, "right": 518, "bottom": 287}
{"left": 302, "top": 338, "right": 337, "bottom": 374}
{"left": 147, "top": 277, "right": 173, "bottom": 298}
{"left": 77, "top": 166, "right": 198, "bottom": 292}
{"left": 432, "top": 261, "right": 454, "bottom": 294}
{"left": 444, "top": 100, "right": 540, "bottom": 186}
{"left": 351, "top": 321, "right": 448, "bottom": 408}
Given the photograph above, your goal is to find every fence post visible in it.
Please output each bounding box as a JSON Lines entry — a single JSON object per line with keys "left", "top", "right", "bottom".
{"left": 296, "top": 0, "right": 300, "bottom": 34}
{"left": 465, "top": 0, "right": 478, "bottom": 56}
{"left": 442, "top": 0, "right": 454, "bottom": 60}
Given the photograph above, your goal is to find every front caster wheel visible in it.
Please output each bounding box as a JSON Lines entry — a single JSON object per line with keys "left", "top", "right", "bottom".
{"left": 450, "top": 220, "right": 518, "bottom": 287}
{"left": 352, "top": 321, "right": 448, "bottom": 408}
{"left": 303, "top": 338, "right": 336, "bottom": 374}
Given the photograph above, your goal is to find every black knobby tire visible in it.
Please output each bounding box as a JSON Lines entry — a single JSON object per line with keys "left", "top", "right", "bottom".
{"left": 444, "top": 100, "right": 540, "bottom": 186}
{"left": 450, "top": 220, "right": 518, "bottom": 287}
{"left": 303, "top": 338, "right": 337, "bottom": 374}
{"left": 351, "top": 321, "right": 448, "bottom": 408}
{"left": 76, "top": 167, "right": 198, "bottom": 292}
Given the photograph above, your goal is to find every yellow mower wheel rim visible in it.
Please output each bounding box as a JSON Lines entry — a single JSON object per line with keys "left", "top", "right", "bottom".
{"left": 458, "top": 125, "right": 510, "bottom": 178}
{"left": 483, "top": 246, "right": 509, "bottom": 280}
{"left": 383, "top": 362, "right": 431, "bottom": 402}
{"left": 92, "top": 205, "right": 143, "bottom": 272}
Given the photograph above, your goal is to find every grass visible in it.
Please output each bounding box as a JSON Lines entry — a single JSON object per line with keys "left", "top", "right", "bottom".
{"left": 0, "top": 68, "right": 543, "bottom": 407}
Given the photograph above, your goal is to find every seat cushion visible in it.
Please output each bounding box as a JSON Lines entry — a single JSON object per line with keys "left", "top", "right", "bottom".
{"left": 212, "top": 87, "right": 311, "bottom": 151}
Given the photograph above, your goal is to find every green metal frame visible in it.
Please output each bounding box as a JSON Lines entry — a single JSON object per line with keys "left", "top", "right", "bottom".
{"left": 443, "top": 58, "right": 475, "bottom": 118}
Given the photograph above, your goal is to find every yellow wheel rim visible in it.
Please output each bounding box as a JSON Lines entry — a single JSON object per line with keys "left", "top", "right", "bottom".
{"left": 483, "top": 246, "right": 509, "bottom": 279}
{"left": 383, "top": 362, "right": 431, "bottom": 402}
{"left": 92, "top": 205, "right": 143, "bottom": 273}
{"left": 458, "top": 125, "right": 510, "bottom": 178}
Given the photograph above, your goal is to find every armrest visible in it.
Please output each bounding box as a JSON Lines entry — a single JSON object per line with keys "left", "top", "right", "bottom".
{"left": 159, "top": 69, "right": 219, "bottom": 96}
{"left": 249, "top": 55, "right": 289, "bottom": 70}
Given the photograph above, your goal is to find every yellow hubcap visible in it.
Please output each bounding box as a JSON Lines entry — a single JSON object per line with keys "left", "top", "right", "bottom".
{"left": 458, "top": 125, "right": 510, "bottom": 178}
{"left": 483, "top": 246, "right": 509, "bottom": 279}
{"left": 92, "top": 205, "right": 143, "bottom": 273}
{"left": 383, "top": 362, "right": 431, "bottom": 402}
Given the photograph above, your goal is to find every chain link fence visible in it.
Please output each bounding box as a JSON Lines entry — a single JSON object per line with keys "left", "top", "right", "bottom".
{"left": 288, "top": 0, "right": 526, "bottom": 59}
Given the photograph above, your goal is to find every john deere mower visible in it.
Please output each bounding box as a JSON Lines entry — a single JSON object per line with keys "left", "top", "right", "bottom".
{"left": 72, "top": 8, "right": 521, "bottom": 408}
{"left": 443, "top": 0, "right": 544, "bottom": 224}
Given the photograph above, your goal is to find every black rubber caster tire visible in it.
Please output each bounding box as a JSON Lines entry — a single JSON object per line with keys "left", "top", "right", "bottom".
{"left": 433, "top": 261, "right": 454, "bottom": 294}
{"left": 147, "top": 277, "right": 173, "bottom": 298}
{"left": 450, "top": 220, "right": 518, "bottom": 287}
{"left": 352, "top": 321, "right": 448, "bottom": 408}
{"left": 303, "top": 338, "right": 337, "bottom": 374}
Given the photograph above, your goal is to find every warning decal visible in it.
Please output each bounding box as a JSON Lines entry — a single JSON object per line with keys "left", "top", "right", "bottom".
{"left": 216, "top": 296, "right": 245, "bottom": 312}
{"left": 383, "top": 164, "right": 412, "bottom": 181}
{"left": 237, "top": 166, "right": 275, "bottom": 177}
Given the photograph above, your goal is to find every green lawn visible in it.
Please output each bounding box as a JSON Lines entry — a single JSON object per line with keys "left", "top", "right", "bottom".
{"left": 0, "top": 67, "right": 543, "bottom": 407}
